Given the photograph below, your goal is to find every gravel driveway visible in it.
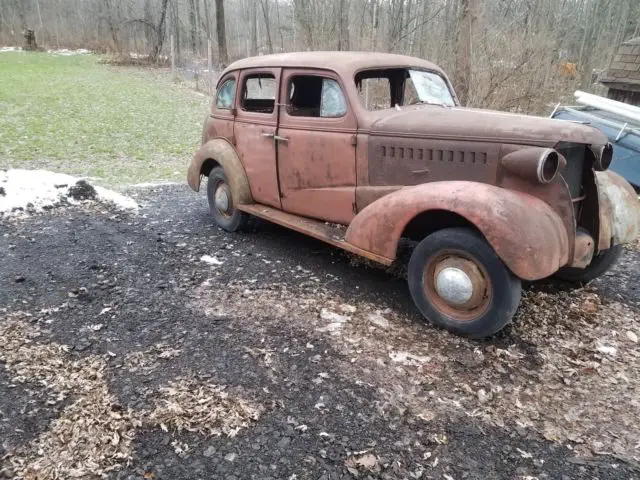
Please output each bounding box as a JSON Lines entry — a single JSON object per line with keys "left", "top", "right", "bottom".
{"left": 1, "top": 184, "right": 639, "bottom": 479}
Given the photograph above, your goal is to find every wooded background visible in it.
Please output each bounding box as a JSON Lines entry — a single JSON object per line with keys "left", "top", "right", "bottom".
{"left": 2, "top": 0, "right": 639, "bottom": 113}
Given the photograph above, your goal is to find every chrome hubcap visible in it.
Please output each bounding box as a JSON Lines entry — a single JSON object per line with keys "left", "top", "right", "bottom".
{"left": 214, "top": 185, "right": 230, "bottom": 214}
{"left": 434, "top": 267, "right": 473, "bottom": 306}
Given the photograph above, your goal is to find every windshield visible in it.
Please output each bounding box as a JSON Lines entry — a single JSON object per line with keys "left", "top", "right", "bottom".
{"left": 356, "top": 68, "right": 456, "bottom": 110}
{"left": 406, "top": 70, "right": 455, "bottom": 107}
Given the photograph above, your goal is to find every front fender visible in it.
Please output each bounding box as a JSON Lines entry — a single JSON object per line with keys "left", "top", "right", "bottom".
{"left": 596, "top": 170, "right": 639, "bottom": 250}
{"left": 187, "top": 138, "right": 253, "bottom": 205}
{"left": 344, "top": 181, "right": 569, "bottom": 281}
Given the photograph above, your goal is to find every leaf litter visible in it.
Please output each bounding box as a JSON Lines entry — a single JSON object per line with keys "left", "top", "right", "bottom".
{"left": 0, "top": 312, "right": 261, "bottom": 479}
{"left": 193, "top": 275, "right": 640, "bottom": 461}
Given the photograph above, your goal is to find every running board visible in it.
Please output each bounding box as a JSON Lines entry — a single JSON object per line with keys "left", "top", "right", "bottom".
{"left": 237, "top": 204, "right": 393, "bottom": 265}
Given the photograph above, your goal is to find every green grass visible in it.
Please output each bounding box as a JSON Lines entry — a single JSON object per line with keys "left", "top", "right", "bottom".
{"left": 0, "top": 52, "right": 209, "bottom": 186}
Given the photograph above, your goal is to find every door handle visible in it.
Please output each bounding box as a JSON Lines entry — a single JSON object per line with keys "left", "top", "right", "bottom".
{"left": 274, "top": 135, "right": 288, "bottom": 142}
{"left": 261, "top": 132, "right": 275, "bottom": 138}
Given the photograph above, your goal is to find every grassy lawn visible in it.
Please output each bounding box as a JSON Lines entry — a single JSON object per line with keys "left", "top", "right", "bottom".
{"left": 0, "top": 52, "right": 209, "bottom": 186}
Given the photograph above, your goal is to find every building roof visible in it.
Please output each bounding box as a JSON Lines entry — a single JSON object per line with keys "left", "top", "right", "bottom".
{"left": 221, "top": 51, "right": 445, "bottom": 79}
{"left": 600, "top": 37, "right": 640, "bottom": 91}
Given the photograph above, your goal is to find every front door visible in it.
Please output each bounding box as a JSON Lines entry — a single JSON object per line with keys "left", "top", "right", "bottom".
{"left": 276, "top": 69, "right": 358, "bottom": 225}
{"left": 234, "top": 67, "right": 281, "bottom": 208}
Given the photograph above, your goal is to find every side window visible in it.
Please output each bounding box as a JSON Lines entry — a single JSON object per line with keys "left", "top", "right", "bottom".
{"left": 241, "top": 73, "right": 276, "bottom": 113}
{"left": 215, "top": 79, "right": 236, "bottom": 110}
{"left": 356, "top": 77, "right": 391, "bottom": 110}
{"left": 320, "top": 79, "right": 347, "bottom": 117}
{"left": 288, "top": 75, "right": 347, "bottom": 118}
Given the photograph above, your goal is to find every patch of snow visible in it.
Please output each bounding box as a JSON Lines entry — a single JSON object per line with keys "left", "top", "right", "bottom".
{"left": 339, "top": 304, "right": 357, "bottom": 314}
{"left": 389, "top": 351, "right": 430, "bottom": 365}
{"left": 200, "top": 255, "right": 224, "bottom": 265}
{"left": 0, "top": 169, "right": 138, "bottom": 216}
{"left": 596, "top": 343, "right": 617, "bottom": 356}
{"left": 319, "top": 308, "right": 350, "bottom": 323}
{"left": 92, "top": 185, "right": 137, "bottom": 210}
{"left": 130, "top": 181, "right": 180, "bottom": 188}
{"left": 47, "top": 48, "right": 91, "bottom": 56}
{"left": 367, "top": 311, "right": 390, "bottom": 329}
{"left": 0, "top": 46, "right": 20, "bottom": 53}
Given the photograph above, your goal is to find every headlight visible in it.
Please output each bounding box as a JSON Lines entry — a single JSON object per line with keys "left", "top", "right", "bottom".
{"left": 501, "top": 147, "right": 562, "bottom": 184}
{"left": 590, "top": 143, "right": 613, "bottom": 171}
{"left": 537, "top": 149, "right": 560, "bottom": 184}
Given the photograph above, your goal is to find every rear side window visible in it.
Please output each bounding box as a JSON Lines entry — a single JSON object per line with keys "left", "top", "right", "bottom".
{"left": 288, "top": 75, "right": 347, "bottom": 118}
{"left": 216, "top": 79, "right": 235, "bottom": 110}
{"left": 241, "top": 74, "right": 276, "bottom": 113}
{"left": 357, "top": 77, "right": 391, "bottom": 110}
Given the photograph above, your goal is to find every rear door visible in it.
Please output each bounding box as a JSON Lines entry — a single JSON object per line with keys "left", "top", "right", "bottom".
{"left": 276, "top": 68, "right": 357, "bottom": 225}
{"left": 234, "top": 68, "right": 282, "bottom": 208}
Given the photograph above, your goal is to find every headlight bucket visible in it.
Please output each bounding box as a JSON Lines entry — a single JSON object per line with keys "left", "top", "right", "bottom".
{"left": 502, "top": 147, "right": 563, "bottom": 184}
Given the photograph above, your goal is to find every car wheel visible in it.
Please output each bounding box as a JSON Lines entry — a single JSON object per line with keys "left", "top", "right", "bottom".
{"left": 206, "top": 166, "right": 249, "bottom": 232}
{"left": 554, "top": 245, "right": 622, "bottom": 283}
{"left": 407, "top": 227, "right": 522, "bottom": 339}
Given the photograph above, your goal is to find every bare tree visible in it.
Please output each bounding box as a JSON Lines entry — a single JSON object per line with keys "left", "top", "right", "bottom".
{"left": 249, "top": 0, "right": 257, "bottom": 55}
{"left": 259, "top": 0, "right": 274, "bottom": 54}
{"left": 337, "top": 0, "right": 349, "bottom": 50}
{"left": 453, "top": 0, "right": 475, "bottom": 105}
{"left": 215, "top": 0, "right": 228, "bottom": 64}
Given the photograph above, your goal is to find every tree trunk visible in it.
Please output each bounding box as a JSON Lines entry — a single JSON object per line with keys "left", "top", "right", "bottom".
{"left": 202, "top": 0, "right": 212, "bottom": 44}
{"left": 337, "top": 0, "right": 350, "bottom": 51}
{"left": 260, "top": 0, "right": 274, "bottom": 54}
{"left": 293, "top": 0, "right": 313, "bottom": 50}
{"left": 215, "top": 0, "right": 228, "bottom": 64}
{"left": 453, "top": 0, "right": 474, "bottom": 105}
{"left": 274, "top": 0, "right": 284, "bottom": 51}
{"left": 189, "top": 0, "right": 197, "bottom": 54}
{"left": 250, "top": 0, "right": 258, "bottom": 55}
{"left": 150, "top": 0, "right": 170, "bottom": 63}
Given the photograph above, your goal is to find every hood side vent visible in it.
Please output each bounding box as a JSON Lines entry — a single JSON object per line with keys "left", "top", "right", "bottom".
{"left": 371, "top": 137, "right": 497, "bottom": 186}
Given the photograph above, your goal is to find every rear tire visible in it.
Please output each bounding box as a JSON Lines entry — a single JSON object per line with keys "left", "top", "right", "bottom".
{"left": 555, "top": 245, "right": 622, "bottom": 283}
{"left": 407, "top": 228, "right": 522, "bottom": 339}
{"left": 206, "top": 166, "right": 249, "bottom": 232}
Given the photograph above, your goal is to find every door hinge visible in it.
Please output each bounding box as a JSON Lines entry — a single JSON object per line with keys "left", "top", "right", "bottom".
{"left": 352, "top": 202, "right": 357, "bottom": 214}
{"left": 350, "top": 135, "right": 357, "bottom": 146}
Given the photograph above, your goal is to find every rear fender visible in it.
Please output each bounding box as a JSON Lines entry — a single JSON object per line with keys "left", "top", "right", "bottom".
{"left": 344, "top": 181, "right": 569, "bottom": 280}
{"left": 187, "top": 138, "right": 253, "bottom": 205}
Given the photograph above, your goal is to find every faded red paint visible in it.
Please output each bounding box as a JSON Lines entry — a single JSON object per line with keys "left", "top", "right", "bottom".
{"left": 188, "top": 51, "right": 639, "bottom": 278}
{"left": 345, "top": 181, "right": 569, "bottom": 281}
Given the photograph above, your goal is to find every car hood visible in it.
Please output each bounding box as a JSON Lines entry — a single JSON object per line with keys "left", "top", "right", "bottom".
{"left": 365, "top": 106, "right": 609, "bottom": 147}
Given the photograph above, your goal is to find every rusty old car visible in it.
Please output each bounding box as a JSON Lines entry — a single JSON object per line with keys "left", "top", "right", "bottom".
{"left": 188, "top": 52, "right": 639, "bottom": 338}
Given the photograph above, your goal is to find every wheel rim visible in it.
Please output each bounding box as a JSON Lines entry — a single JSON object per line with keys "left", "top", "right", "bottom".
{"left": 422, "top": 250, "right": 492, "bottom": 321}
{"left": 213, "top": 180, "right": 233, "bottom": 218}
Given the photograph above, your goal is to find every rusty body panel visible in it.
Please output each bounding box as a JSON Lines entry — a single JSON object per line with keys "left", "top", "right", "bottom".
{"left": 189, "top": 51, "right": 640, "bottom": 284}
{"left": 276, "top": 68, "right": 358, "bottom": 225}
{"left": 189, "top": 138, "right": 253, "bottom": 204}
{"left": 345, "top": 181, "right": 569, "bottom": 281}
{"left": 233, "top": 67, "right": 282, "bottom": 208}
{"left": 596, "top": 170, "right": 640, "bottom": 250}
{"left": 237, "top": 203, "right": 393, "bottom": 265}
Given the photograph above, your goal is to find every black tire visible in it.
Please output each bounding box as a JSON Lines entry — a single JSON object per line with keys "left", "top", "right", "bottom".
{"left": 407, "top": 227, "right": 522, "bottom": 339}
{"left": 555, "top": 245, "right": 622, "bottom": 283}
{"left": 206, "top": 166, "right": 249, "bottom": 232}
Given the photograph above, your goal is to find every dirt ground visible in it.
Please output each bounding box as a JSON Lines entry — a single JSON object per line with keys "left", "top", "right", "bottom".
{"left": 1, "top": 184, "right": 640, "bottom": 480}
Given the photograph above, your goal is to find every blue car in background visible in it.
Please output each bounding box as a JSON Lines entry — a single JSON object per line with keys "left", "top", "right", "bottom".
{"left": 551, "top": 92, "right": 640, "bottom": 189}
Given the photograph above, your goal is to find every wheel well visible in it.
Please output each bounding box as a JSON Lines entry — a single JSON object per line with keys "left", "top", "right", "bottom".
{"left": 400, "top": 209, "right": 480, "bottom": 244}
{"left": 201, "top": 158, "right": 220, "bottom": 177}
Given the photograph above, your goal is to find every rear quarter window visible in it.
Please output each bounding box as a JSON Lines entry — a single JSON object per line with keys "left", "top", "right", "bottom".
{"left": 216, "top": 79, "right": 236, "bottom": 110}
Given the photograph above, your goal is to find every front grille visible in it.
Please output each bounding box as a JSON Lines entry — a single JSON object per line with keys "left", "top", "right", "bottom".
{"left": 556, "top": 143, "right": 585, "bottom": 198}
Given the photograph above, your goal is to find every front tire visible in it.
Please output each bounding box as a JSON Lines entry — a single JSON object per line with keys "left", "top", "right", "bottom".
{"left": 206, "top": 166, "right": 249, "bottom": 232}
{"left": 407, "top": 228, "right": 522, "bottom": 338}
{"left": 555, "top": 245, "right": 622, "bottom": 283}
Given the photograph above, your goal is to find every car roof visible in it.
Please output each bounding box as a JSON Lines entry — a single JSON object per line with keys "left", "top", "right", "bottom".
{"left": 221, "top": 51, "right": 445, "bottom": 79}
